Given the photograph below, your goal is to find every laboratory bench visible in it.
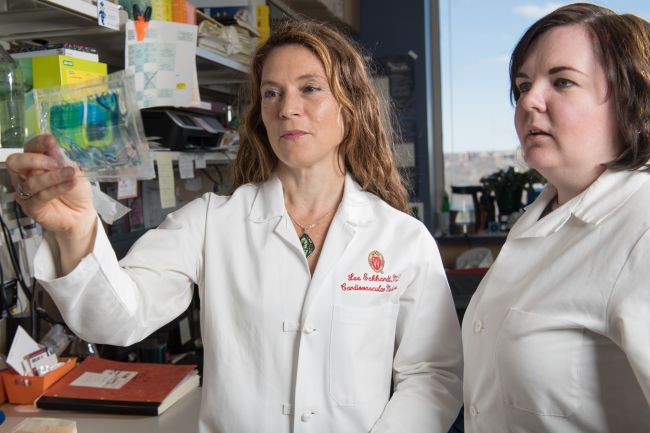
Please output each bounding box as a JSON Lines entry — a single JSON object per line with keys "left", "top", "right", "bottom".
{"left": 0, "top": 386, "right": 201, "bottom": 433}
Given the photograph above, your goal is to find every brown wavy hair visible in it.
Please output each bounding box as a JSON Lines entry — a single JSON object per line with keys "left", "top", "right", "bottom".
{"left": 510, "top": 3, "right": 650, "bottom": 171}
{"left": 231, "top": 20, "right": 410, "bottom": 212}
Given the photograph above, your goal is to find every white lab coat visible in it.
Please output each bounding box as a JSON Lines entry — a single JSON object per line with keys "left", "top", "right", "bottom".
{"left": 35, "top": 173, "right": 463, "bottom": 433}
{"left": 462, "top": 169, "right": 650, "bottom": 433}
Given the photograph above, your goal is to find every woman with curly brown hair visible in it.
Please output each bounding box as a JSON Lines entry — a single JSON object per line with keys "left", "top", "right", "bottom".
{"left": 7, "top": 20, "right": 462, "bottom": 433}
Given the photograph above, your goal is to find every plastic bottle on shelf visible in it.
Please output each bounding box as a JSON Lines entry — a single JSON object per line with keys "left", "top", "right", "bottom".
{"left": 0, "top": 45, "right": 25, "bottom": 148}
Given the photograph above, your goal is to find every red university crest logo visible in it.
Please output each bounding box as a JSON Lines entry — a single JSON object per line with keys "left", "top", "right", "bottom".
{"left": 368, "top": 250, "right": 384, "bottom": 273}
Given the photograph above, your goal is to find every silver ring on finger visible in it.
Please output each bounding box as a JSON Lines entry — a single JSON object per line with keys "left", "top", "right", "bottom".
{"left": 16, "top": 183, "right": 33, "bottom": 200}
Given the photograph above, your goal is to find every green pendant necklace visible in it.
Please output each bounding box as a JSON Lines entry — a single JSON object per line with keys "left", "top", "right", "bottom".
{"left": 287, "top": 208, "right": 335, "bottom": 258}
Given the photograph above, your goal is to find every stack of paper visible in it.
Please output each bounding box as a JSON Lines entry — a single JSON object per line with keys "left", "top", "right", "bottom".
{"left": 196, "top": 10, "right": 256, "bottom": 65}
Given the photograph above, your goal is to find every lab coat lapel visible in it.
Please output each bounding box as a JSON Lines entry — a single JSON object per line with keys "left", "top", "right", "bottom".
{"left": 300, "top": 175, "right": 374, "bottom": 318}
{"left": 572, "top": 169, "right": 650, "bottom": 224}
{"left": 248, "top": 174, "right": 305, "bottom": 258}
{"left": 509, "top": 170, "right": 650, "bottom": 239}
{"left": 508, "top": 185, "right": 574, "bottom": 239}
{"left": 274, "top": 214, "right": 306, "bottom": 258}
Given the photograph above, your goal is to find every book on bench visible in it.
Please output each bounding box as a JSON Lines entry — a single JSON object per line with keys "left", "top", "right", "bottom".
{"left": 35, "top": 356, "right": 199, "bottom": 416}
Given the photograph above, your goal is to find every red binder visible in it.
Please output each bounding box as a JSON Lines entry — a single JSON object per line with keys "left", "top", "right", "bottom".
{"left": 35, "top": 357, "right": 199, "bottom": 416}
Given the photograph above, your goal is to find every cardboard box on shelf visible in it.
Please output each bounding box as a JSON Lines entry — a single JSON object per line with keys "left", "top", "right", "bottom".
{"left": 32, "top": 56, "right": 107, "bottom": 89}
{"left": 256, "top": 5, "right": 269, "bottom": 44}
{"left": 151, "top": 0, "right": 173, "bottom": 20}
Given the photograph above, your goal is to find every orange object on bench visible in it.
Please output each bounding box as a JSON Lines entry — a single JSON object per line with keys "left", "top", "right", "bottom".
{"left": 1, "top": 357, "right": 77, "bottom": 404}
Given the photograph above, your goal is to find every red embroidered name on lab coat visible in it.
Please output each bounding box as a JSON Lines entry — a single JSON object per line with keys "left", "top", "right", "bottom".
{"left": 340, "top": 273, "right": 400, "bottom": 292}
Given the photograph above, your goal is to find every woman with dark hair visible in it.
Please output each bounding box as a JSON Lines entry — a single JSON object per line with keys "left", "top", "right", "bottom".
{"left": 462, "top": 3, "right": 650, "bottom": 432}
{"left": 7, "top": 21, "right": 463, "bottom": 433}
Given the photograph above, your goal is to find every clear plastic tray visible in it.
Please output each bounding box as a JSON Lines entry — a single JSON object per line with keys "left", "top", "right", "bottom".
{"left": 34, "top": 70, "right": 149, "bottom": 180}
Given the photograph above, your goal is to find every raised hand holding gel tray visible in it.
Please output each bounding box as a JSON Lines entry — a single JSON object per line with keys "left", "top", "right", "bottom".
{"left": 35, "top": 357, "right": 199, "bottom": 416}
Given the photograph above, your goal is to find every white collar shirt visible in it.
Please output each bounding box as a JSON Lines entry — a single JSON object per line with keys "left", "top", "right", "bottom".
{"left": 35, "top": 173, "right": 463, "bottom": 433}
{"left": 462, "top": 169, "right": 650, "bottom": 433}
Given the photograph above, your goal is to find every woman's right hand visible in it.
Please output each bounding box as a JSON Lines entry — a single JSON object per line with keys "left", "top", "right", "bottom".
{"left": 6, "top": 134, "right": 95, "bottom": 239}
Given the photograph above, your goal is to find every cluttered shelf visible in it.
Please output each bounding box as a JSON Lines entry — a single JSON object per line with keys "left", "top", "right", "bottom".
{"left": 0, "top": 0, "right": 358, "bottom": 72}
{"left": 0, "top": 0, "right": 252, "bottom": 79}
{"left": 0, "top": 0, "right": 363, "bottom": 117}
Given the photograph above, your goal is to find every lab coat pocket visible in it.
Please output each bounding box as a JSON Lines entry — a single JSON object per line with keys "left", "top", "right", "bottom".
{"left": 329, "top": 302, "right": 400, "bottom": 406}
{"left": 496, "top": 308, "right": 585, "bottom": 417}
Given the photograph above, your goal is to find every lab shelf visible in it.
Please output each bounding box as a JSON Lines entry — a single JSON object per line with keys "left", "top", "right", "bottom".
{"left": 196, "top": 48, "right": 248, "bottom": 75}
{"left": 0, "top": 0, "right": 249, "bottom": 80}
{"left": 150, "top": 146, "right": 239, "bottom": 165}
{"left": 0, "top": 0, "right": 124, "bottom": 40}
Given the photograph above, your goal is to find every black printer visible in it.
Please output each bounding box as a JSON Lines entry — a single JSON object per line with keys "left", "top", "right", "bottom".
{"left": 141, "top": 108, "right": 226, "bottom": 151}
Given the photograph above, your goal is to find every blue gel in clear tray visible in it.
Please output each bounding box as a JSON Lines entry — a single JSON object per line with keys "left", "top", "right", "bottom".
{"left": 35, "top": 70, "right": 147, "bottom": 177}
{"left": 47, "top": 91, "right": 134, "bottom": 171}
